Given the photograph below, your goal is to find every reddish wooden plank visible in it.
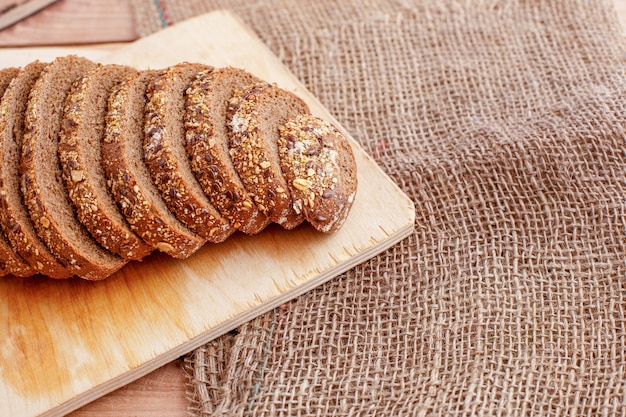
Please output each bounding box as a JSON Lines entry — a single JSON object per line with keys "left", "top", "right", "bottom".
{"left": 0, "top": 0, "right": 137, "bottom": 46}
{"left": 67, "top": 361, "right": 189, "bottom": 417}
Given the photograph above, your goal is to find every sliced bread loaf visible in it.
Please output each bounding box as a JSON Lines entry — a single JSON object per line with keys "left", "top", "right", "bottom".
{"left": 59, "top": 64, "right": 152, "bottom": 261}
{"left": 227, "top": 82, "right": 310, "bottom": 229}
{"left": 278, "top": 115, "right": 357, "bottom": 233}
{"left": 185, "top": 67, "right": 270, "bottom": 235}
{"left": 103, "top": 70, "right": 205, "bottom": 259}
{"left": 0, "top": 61, "right": 72, "bottom": 278}
{"left": 20, "top": 56, "right": 127, "bottom": 280}
{"left": 0, "top": 66, "right": 35, "bottom": 278}
{"left": 144, "top": 63, "right": 234, "bottom": 242}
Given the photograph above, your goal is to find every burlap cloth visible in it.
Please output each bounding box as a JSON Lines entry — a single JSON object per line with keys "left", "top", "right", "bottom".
{"left": 130, "top": 0, "right": 626, "bottom": 415}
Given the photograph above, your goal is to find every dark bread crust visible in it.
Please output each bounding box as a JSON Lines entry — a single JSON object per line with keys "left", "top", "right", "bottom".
{"left": 144, "top": 63, "right": 234, "bottom": 242}
{"left": 0, "top": 237, "right": 32, "bottom": 277}
{"left": 59, "top": 64, "right": 152, "bottom": 261}
{"left": 103, "top": 70, "right": 205, "bottom": 259}
{"left": 227, "top": 82, "right": 310, "bottom": 229}
{"left": 0, "top": 56, "right": 358, "bottom": 280}
{"left": 0, "top": 66, "right": 35, "bottom": 278}
{"left": 20, "top": 56, "right": 127, "bottom": 280}
{"left": 278, "top": 115, "right": 357, "bottom": 233}
{"left": 185, "top": 67, "right": 270, "bottom": 235}
{"left": 0, "top": 61, "right": 71, "bottom": 278}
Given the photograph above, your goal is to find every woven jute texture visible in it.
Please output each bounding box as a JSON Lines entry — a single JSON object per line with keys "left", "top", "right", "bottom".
{"left": 131, "top": 0, "right": 626, "bottom": 415}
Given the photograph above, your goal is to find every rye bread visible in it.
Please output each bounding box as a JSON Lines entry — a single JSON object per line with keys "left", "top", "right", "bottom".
{"left": 277, "top": 115, "right": 357, "bottom": 233}
{"left": 0, "top": 66, "right": 36, "bottom": 278}
{"left": 0, "top": 61, "right": 72, "bottom": 278}
{"left": 144, "top": 63, "right": 234, "bottom": 242}
{"left": 227, "top": 82, "right": 310, "bottom": 229}
{"left": 59, "top": 64, "right": 153, "bottom": 261}
{"left": 103, "top": 70, "right": 205, "bottom": 259}
{"left": 20, "top": 56, "right": 127, "bottom": 280}
{"left": 185, "top": 67, "right": 270, "bottom": 235}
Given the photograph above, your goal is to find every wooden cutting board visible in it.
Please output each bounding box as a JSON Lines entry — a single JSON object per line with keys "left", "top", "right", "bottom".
{"left": 0, "top": 11, "right": 415, "bottom": 417}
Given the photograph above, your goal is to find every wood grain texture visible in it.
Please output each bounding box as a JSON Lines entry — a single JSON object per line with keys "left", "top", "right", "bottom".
{"left": 1, "top": 1, "right": 626, "bottom": 416}
{"left": 0, "top": 0, "right": 137, "bottom": 46}
{"left": 66, "top": 361, "right": 189, "bottom": 417}
{"left": 0, "top": 10, "right": 414, "bottom": 417}
{"left": 0, "top": 0, "right": 58, "bottom": 31}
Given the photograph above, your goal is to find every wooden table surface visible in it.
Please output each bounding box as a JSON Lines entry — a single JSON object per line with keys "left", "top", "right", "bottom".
{"left": 1, "top": 0, "right": 625, "bottom": 415}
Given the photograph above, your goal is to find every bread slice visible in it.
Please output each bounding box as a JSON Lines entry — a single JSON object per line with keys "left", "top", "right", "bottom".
{"left": 20, "top": 55, "right": 127, "bottom": 280}
{"left": 59, "top": 64, "right": 153, "bottom": 261}
{"left": 0, "top": 61, "right": 72, "bottom": 278}
{"left": 227, "top": 82, "right": 310, "bottom": 229}
{"left": 185, "top": 67, "right": 270, "bottom": 235}
{"left": 278, "top": 115, "right": 357, "bottom": 233}
{"left": 0, "top": 66, "right": 36, "bottom": 278}
{"left": 144, "top": 63, "right": 234, "bottom": 242}
{"left": 103, "top": 70, "right": 205, "bottom": 259}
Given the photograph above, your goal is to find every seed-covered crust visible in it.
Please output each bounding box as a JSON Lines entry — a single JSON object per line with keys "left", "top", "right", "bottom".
{"left": 0, "top": 238, "right": 33, "bottom": 277}
{"left": 278, "top": 115, "right": 357, "bottom": 233}
{"left": 185, "top": 67, "right": 270, "bottom": 235}
{"left": 0, "top": 217, "right": 33, "bottom": 277}
{"left": 0, "top": 237, "right": 33, "bottom": 277}
{"left": 20, "top": 56, "right": 127, "bottom": 280}
{"left": 144, "top": 63, "right": 234, "bottom": 242}
{"left": 59, "top": 64, "right": 153, "bottom": 261}
{"left": 0, "top": 61, "right": 71, "bottom": 278}
{"left": 0, "top": 55, "right": 355, "bottom": 280}
{"left": 0, "top": 66, "right": 36, "bottom": 278}
{"left": 103, "top": 70, "right": 205, "bottom": 259}
{"left": 227, "top": 82, "right": 310, "bottom": 229}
